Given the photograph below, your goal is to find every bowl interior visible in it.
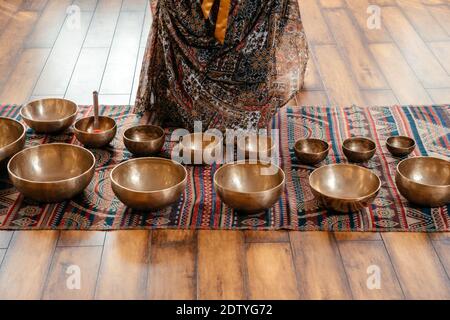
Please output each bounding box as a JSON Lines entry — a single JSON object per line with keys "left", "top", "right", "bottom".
{"left": 343, "top": 138, "right": 375, "bottom": 153}
{"left": 0, "top": 118, "right": 24, "bottom": 149}
{"left": 112, "top": 158, "right": 186, "bottom": 192}
{"left": 240, "top": 135, "right": 274, "bottom": 153}
{"left": 295, "top": 139, "right": 328, "bottom": 154}
{"left": 387, "top": 136, "right": 415, "bottom": 149}
{"left": 9, "top": 144, "right": 94, "bottom": 182}
{"left": 398, "top": 157, "right": 450, "bottom": 187}
{"left": 124, "top": 125, "right": 164, "bottom": 142}
{"left": 75, "top": 116, "right": 116, "bottom": 133}
{"left": 181, "top": 133, "right": 220, "bottom": 150}
{"left": 22, "top": 99, "right": 77, "bottom": 121}
{"left": 310, "top": 165, "right": 380, "bottom": 199}
{"left": 215, "top": 162, "right": 284, "bottom": 193}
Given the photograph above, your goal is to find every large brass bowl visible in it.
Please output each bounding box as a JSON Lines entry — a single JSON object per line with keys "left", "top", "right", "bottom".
{"left": 294, "top": 138, "right": 330, "bottom": 165}
{"left": 309, "top": 164, "right": 381, "bottom": 213}
{"left": 110, "top": 157, "right": 187, "bottom": 210}
{"left": 236, "top": 135, "right": 275, "bottom": 161}
{"left": 214, "top": 161, "right": 285, "bottom": 213}
{"left": 123, "top": 125, "right": 165, "bottom": 156}
{"left": 179, "top": 133, "right": 222, "bottom": 165}
{"left": 342, "top": 137, "right": 376, "bottom": 162}
{"left": 386, "top": 136, "right": 415, "bottom": 157}
{"left": 0, "top": 117, "right": 26, "bottom": 163}
{"left": 7, "top": 143, "right": 95, "bottom": 202}
{"left": 21, "top": 98, "right": 78, "bottom": 133}
{"left": 395, "top": 157, "right": 450, "bottom": 207}
{"left": 74, "top": 116, "right": 117, "bottom": 148}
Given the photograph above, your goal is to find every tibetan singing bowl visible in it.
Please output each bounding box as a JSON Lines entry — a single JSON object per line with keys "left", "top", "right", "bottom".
{"left": 386, "top": 136, "right": 415, "bottom": 157}
{"left": 0, "top": 117, "right": 26, "bottom": 163}
{"left": 74, "top": 116, "right": 117, "bottom": 148}
{"left": 179, "top": 133, "right": 221, "bottom": 165}
{"left": 214, "top": 161, "right": 285, "bottom": 213}
{"left": 294, "top": 138, "right": 330, "bottom": 165}
{"left": 110, "top": 157, "right": 187, "bottom": 210}
{"left": 395, "top": 157, "right": 450, "bottom": 207}
{"left": 342, "top": 137, "right": 376, "bottom": 162}
{"left": 7, "top": 143, "right": 95, "bottom": 202}
{"left": 123, "top": 125, "right": 165, "bottom": 156}
{"left": 21, "top": 98, "right": 78, "bottom": 133}
{"left": 309, "top": 164, "right": 381, "bottom": 213}
{"left": 237, "top": 135, "right": 275, "bottom": 160}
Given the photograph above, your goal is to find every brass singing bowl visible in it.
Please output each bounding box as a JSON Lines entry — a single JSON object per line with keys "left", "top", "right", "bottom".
{"left": 309, "top": 164, "right": 381, "bottom": 213}
{"left": 179, "top": 133, "right": 222, "bottom": 165}
{"left": 214, "top": 161, "right": 285, "bottom": 213}
{"left": 0, "top": 117, "right": 26, "bottom": 163}
{"left": 7, "top": 143, "right": 95, "bottom": 202}
{"left": 237, "top": 135, "right": 275, "bottom": 160}
{"left": 294, "top": 138, "right": 330, "bottom": 165}
{"left": 395, "top": 157, "right": 450, "bottom": 207}
{"left": 74, "top": 116, "right": 117, "bottom": 148}
{"left": 110, "top": 157, "right": 187, "bottom": 210}
{"left": 123, "top": 125, "right": 165, "bottom": 156}
{"left": 386, "top": 136, "right": 415, "bottom": 157}
{"left": 21, "top": 98, "right": 78, "bottom": 133}
{"left": 342, "top": 137, "right": 376, "bottom": 162}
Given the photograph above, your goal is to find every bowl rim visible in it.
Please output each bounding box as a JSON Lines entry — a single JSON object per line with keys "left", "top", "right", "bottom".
{"left": 386, "top": 135, "right": 416, "bottom": 150}
{"left": 213, "top": 160, "right": 286, "bottom": 195}
{"left": 0, "top": 117, "right": 26, "bottom": 151}
{"left": 20, "top": 98, "right": 78, "bottom": 123}
{"left": 309, "top": 163, "right": 382, "bottom": 201}
{"left": 294, "top": 138, "right": 330, "bottom": 155}
{"left": 123, "top": 124, "right": 165, "bottom": 142}
{"left": 7, "top": 143, "right": 96, "bottom": 184}
{"left": 110, "top": 157, "right": 188, "bottom": 194}
{"left": 73, "top": 115, "right": 117, "bottom": 136}
{"left": 396, "top": 156, "right": 450, "bottom": 188}
{"left": 342, "top": 137, "right": 377, "bottom": 154}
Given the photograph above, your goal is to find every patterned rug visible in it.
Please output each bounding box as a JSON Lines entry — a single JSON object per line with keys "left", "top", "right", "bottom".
{"left": 0, "top": 104, "right": 449, "bottom": 231}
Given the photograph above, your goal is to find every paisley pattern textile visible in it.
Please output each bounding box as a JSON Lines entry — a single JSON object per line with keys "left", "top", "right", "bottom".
{"left": 135, "top": 0, "right": 309, "bottom": 131}
{"left": 0, "top": 104, "right": 448, "bottom": 231}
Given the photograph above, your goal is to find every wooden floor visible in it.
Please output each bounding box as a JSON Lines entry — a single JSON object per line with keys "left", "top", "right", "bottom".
{"left": 0, "top": 0, "right": 449, "bottom": 300}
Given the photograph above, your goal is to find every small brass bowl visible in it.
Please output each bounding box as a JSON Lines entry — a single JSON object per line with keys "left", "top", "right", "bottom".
{"left": 294, "top": 138, "right": 330, "bottom": 165}
{"left": 214, "top": 161, "right": 285, "bottom": 213}
{"left": 386, "top": 136, "right": 415, "bottom": 157}
{"left": 74, "top": 116, "right": 117, "bottom": 148}
{"left": 237, "top": 135, "right": 275, "bottom": 160}
{"left": 7, "top": 143, "right": 95, "bottom": 202}
{"left": 0, "top": 117, "right": 26, "bottom": 163}
{"left": 309, "top": 164, "right": 381, "bottom": 213}
{"left": 342, "top": 137, "right": 376, "bottom": 162}
{"left": 179, "top": 133, "right": 222, "bottom": 165}
{"left": 21, "top": 98, "right": 78, "bottom": 133}
{"left": 395, "top": 157, "right": 450, "bottom": 207}
{"left": 110, "top": 157, "right": 187, "bottom": 210}
{"left": 123, "top": 125, "right": 165, "bottom": 156}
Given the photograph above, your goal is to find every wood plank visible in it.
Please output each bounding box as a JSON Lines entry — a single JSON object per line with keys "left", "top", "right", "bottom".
{"left": 244, "top": 231, "right": 289, "bottom": 243}
{"left": 333, "top": 232, "right": 382, "bottom": 241}
{"left": 95, "top": 230, "right": 150, "bottom": 299}
{"left": 0, "top": 48, "right": 50, "bottom": 104}
{"left": 58, "top": 231, "right": 105, "bottom": 247}
{"left": 0, "top": 249, "right": 5, "bottom": 267}
{"left": 42, "top": 246, "right": 102, "bottom": 299}
{"left": 198, "top": 231, "right": 246, "bottom": 299}
{"left": 290, "top": 232, "right": 352, "bottom": 299}
{"left": 122, "top": 0, "right": 147, "bottom": 11}
{"left": 319, "top": 0, "right": 343, "bottom": 8}
{"left": 382, "top": 6, "right": 450, "bottom": 88}
{"left": 362, "top": 89, "right": 399, "bottom": 106}
{"left": 296, "top": 90, "right": 329, "bottom": 106}
{"left": 33, "top": 11, "right": 94, "bottom": 95}
{"left": 0, "top": 231, "right": 58, "bottom": 299}
{"left": 324, "top": 9, "right": 387, "bottom": 89}
{"left": 98, "top": 94, "right": 131, "bottom": 105}
{"left": 370, "top": 43, "right": 433, "bottom": 105}
{"left": 246, "top": 242, "right": 299, "bottom": 299}
{"left": 427, "top": 88, "right": 450, "bottom": 104}
{"left": 429, "top": 41, "right": 450, "bottom": 75}
{"left": 147, "top": 230, "right": 196, "bottom": 300}
{"left": 25, "top": 0, "right": 72, "bottom": 48}
{"left": 21, "top": 0, "right": 48, "bottom": 11}
{"left": 382, "top": 233, "right": 450, "bottom": 299}
{"left": 303, "top": 57, "right": 323, "bottom": 90}
{"left": 313, "top": 45, "right": 366, "bottom": 106}
{"left": 0, "top": 0, "right": 23, "bottom": 32}
{"left": 338, "top": 240, "right": 404, "bottom": 299}
{"left": 297, "top": 0, "right": 334, "bottom": 44}
{"left": 130, "top": 45, "right": 145, "bottom": 104}
{"left": 65, "top": 47, "right": 109, "bottom": 104}
{"left": 0, "top": 231, "right": 13, "bottom": 249}
{"left": 140, "top": 1, "right": 152, "bottom": 46}
{"left": 432, "top": 240, "right": 450, "bottom": 281}
{"left": 428, "top": 5, "right": 450, "bottom": 36}
{"left": 73, "top": 0, "right": 98, "bottom": 11}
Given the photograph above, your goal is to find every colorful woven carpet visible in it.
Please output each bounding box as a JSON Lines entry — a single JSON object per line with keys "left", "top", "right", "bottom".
{"left": 0, "top": 104, "right": 449, "bottom": 231}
